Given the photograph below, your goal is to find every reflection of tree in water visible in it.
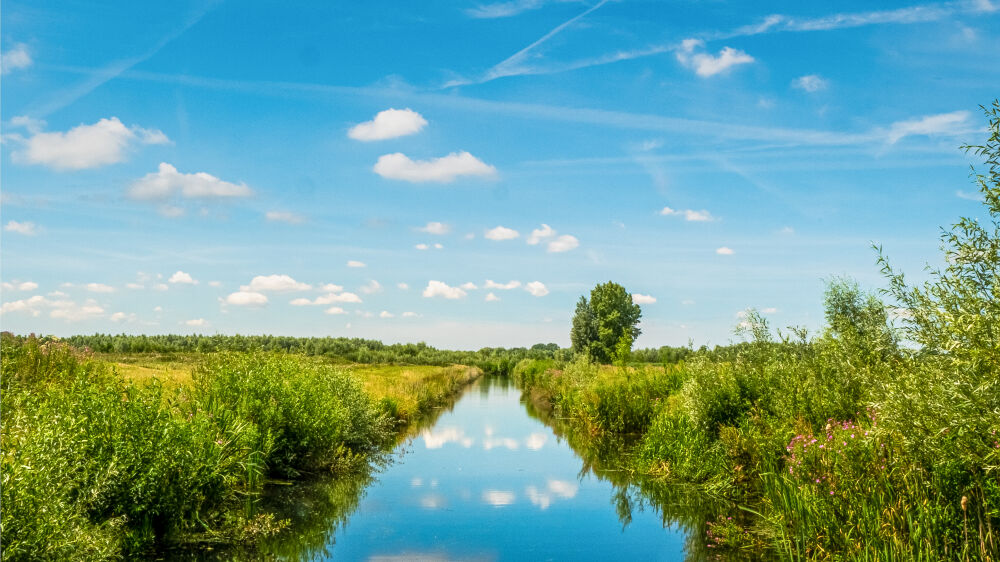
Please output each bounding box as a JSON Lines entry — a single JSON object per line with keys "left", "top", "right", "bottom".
{"left": 167, "top": 388, "right": 465, "bottom": 561}
{"left": 521, "top": 393, "right": 767, "bottom": 562}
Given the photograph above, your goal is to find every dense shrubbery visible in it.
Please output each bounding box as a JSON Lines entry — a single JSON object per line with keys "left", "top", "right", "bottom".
{"left": 0, "top": 334, "right": 476, "bottom": 560}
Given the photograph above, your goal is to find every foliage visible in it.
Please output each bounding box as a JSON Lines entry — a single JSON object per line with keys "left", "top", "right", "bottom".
{"left": 570, "top": 281, "right": 642, "bottom": 363}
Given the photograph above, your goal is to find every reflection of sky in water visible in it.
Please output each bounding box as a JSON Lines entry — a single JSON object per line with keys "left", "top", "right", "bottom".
{"left": 326, "top": 378, "right": 687, "bottom": 561}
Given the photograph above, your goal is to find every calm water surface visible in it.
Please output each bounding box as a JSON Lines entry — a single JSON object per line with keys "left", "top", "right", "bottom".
{"left": 317, "top": 376, "right": 692, "bottom": 561}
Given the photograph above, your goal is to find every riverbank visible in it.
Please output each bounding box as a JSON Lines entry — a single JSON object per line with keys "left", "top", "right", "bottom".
{"left": 511, "top": 303, "right": 999, "bottom": 559}
{"left": 0, "top": 333, "right": 480, "bottom": 560}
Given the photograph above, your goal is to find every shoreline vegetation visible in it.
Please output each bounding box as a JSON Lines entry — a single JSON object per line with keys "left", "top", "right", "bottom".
{"left": 2, "top": 101, "right": 997, "bottom": 560}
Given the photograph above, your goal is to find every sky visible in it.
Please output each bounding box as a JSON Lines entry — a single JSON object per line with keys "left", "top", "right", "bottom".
{"left": 1, "top": 0, "right": 998, "bottom": 350}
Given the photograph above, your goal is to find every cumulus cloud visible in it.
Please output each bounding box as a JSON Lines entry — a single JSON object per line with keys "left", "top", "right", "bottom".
{"left": 525, "top": 281, "right": 549, "bottom": 297}
{"left": 325, "top": 306, "right": 348, "bottom": 315}
{"left": 547, "top": 234, "right": 579, "bottom": 253}
{"left": 360, "top": 280, "right": 383, "bottom": 294}
{"left": 290, "top": 291, "right": 363, "bottom": 306}
{"left": 792, "top": 74, "right": 829, "bottom": 92}
{"left": 8, "top": 117, "right": 169, "bottom": 170}
{"left": 397, "top": 282, "right": 410, "bottom": 290}
{"left": 2, "top": 43, "right": 32, "bottom": 74}
{"left": 110, "top": 312, "right": 136, "bottom": 323}
{"left": 632, "top": 293, "right": 656, "bottom": 304}
{"left": 422, "top": 280, "right": 468, "bottom": 299}
{"left": 347, "top": 260, "right": 366, "bottom": 268}
{"left": 460, "top": 282, "right": 478, "bottom": 290}
{"left": 886, "top": 111, "right": 972, "bottom": 144}
{"left": 241, "top": 274, "right": 310, "bottom": 292}
{"left": 224, "top": 291, "right": 268, "bottom": 306}
{"left": 86, "top": 283, "right": 116, "bottom": 293}
{"left": 485, "top": 292, "right": 500, "bottom": 302}
{"left": 716, "top": 246, "right": 735, "bottom": 255}
{"left": 321, "top": 283, "right": 345, "bottom": 292}
{"left": 129, "top": 163, "right": 252, "bottom": 200}
{"left": 169, "top": 271, "right": 197, "bottom": 285}
{"left": 485, "top": 226, "right": 520, "bottom": 240}
{"left": 417, "top": 221, "right": 451, "bottom": 235}
{"left": 1, "top": 281, "right": 38, "bottom": 291}
{"left": 660, "top": 207, "right": 716, "bottom": 221}
{"left": 185, "top": 318, "right": 208, "bottom": 327}
{"left": 415, "top": 243, "right": 429, "bottom": 250}
{"left": 265, "top": 211, "right": 305, "bottom": 224}
{"left": 373, "top": 151, "right": 497, "bottom": 183}
{"left": 4, "top": 220, "right": 38, "bottom": 235}
{"left": 675, "top": 39, "right": 754, "bottom": 77}
{"left": 402, "top": 311, "right": 419, "bottom": 317}
{"left": 379, "top": 310, "right": 395, "bottom": 318}
{"left": 526, "top": 224, "right": 556, "bottom": 245}
{"left": 1, "top": 295, "right": 104, "bottom": 322}
{"left": 348, "top": 108, "right": 428, "bottom": 141}
{"left": 485, "top": 280, "right": 521, "bottom": 290}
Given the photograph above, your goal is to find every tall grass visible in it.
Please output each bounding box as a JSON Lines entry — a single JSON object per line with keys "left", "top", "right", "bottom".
{"left": 0, "top": 334, "right": 477, "bottom": 559}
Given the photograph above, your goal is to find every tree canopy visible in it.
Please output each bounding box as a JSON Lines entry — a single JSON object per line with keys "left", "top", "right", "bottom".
{"left": 570, "top": 281, "right": 642, "bottom": 363}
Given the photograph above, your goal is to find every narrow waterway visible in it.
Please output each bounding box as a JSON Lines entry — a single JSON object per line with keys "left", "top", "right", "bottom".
{"left": 291, "top": 376, "right": 694, "bottom": 560}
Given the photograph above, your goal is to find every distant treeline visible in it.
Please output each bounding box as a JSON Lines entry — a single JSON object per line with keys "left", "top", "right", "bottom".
{"left": 59, "top": 334, "right": 694, "bottom": 369}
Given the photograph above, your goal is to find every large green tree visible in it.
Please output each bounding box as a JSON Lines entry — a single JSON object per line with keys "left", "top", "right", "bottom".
{"left": 570, "top": 282, "right": 642, "bottom": 363}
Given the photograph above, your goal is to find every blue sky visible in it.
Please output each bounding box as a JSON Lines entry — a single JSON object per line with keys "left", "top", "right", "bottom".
{"left": 1, "top": 0, "right": 997, "bottom": 349}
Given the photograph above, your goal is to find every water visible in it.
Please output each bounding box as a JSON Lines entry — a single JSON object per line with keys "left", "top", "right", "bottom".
{"left": 301, "top": 376, "right": 694, "bottom": 561}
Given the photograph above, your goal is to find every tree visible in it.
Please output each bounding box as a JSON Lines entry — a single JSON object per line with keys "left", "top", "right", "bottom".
{"left": 571, "top": 282, "right": 642, "bottom": 363}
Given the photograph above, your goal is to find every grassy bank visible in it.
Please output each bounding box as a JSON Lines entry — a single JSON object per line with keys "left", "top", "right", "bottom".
{"left": 0, "top": 334, "right": 479, "bottom": 560}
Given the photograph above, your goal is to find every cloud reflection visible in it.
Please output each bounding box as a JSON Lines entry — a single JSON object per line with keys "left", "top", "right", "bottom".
{"left": 481, "top": 490, "right": 516, "bottom": 507}
{"left": 422, "top": 426, "right": 474, "bottom": 449}
{"left": 525, "top": 479, "right": 579, "bottom": 510}
{"left": 524, "top": 432, "right": 548, "bottom": 450}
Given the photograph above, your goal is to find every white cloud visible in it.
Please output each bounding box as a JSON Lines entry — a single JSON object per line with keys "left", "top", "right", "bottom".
{"left": 886, "top": 111, "right": 972, "bottom": 144}
{"left": 290, "top": 291, "right": 363, "bottom": 306}
{"left": 417, "top": 221, "right": 450, "bottom": 235}
{"left": 129, "top": 163, "right": 252, "bottom": 200}
{"left": 208, "top": 280, "right": 223, "bottom": 287}
{"left": 402, "top": 311, "right": 419, "bottom": 317}
{"left": 632, "top": 293, "right": 656, "bottom": 304}
{"left": 716, "top": 246, "right": 735, "bottom": 255}
{"left": 485, "top": 292, "right": 500, "bottom": 302}
{"left": 547, "top": 234, "right": 579, "bottom": 253}
{"left": 482, "top": 490, "right": 516, "bottom": 507}
{"left": 9, "top": 117, "right": 168, "bottom": 171}
{"left": 4, "top": 220, "right": 37, "bottom": 235}
{"left": 379, "top": 310, "right": 395, "bottom": 318}
{"left": 158, "top": 205, "right": 185, "bottom": 218}
{"left": 373, "top": 151, "right": 497, "bottom": 183}
{"left": 525, "top": 281, "right": 549, "bottom": 297}
{"left": 762, "top": 307, "right": 779, "bottom": 314}
{"left": 422, "top": 280, "right": 468, "bottom": 299}
{"left": 660, "top": 207, "right": 716, "bottom": 221}
{"left": 185, "top": 318, "right": 208, "bottom": 327}
{"left": 242, "top": 274, "right": 310, "bottom": 292}
{"left": 86, "top": 283, "right": 116, "bottom": 293}
{"left": 525, "top": 433, "right": 547, "bottom": 450}
{"left": 485, "top": 226, "right": 520, "bottom": 240}
{"left": 485, "top": 280, "right": 521, "bottom": 290}
{"left": 526, "top": 224, "right": 556, "bottom": 245}
{"left": 325, "top": 306, "right": 348, "bottom": 315}
{"left": 434, "top": 243, "right": 443, "bottom": 249}
{"left": 792, "top": 74, "right": 828, "bottom": 92}
{"left": 224, "top": 291, "right": 268, "bottom": 307}
{"left": 320, "top": 283, "right": 344, "bottom": 292}
{"left": 415, "top": 243, "right": 430, "bottom": 250}
{"left": 676, "top": 40, "right": 754, "bottom": 77}
{"left": 1, "top": 295, "right": 104, "bottom": 322}
{"left": 347, "top": 260, "right": 366, "bottom": 268}
{"left": 266, "top": 211, "right": 305, "bottom": 224}
{"left": 778, "top": 226, "right": 796, "bottom": 235}
{"left": 397, "top": 282, "right": 410, "bottom": 290}
{"left": 169, "top": 270, "right": 197, "bottom": 285}
{"left": 348, "top": 108, "right": 428, "bottom": 141}
{"left": 153, "top": 283, "right": 169, "bottom": 291}
{"left": 360, "top": 280, "right": 383, "bottom": 294}
{"left": 460, "top": 282, "right": 478, "bottom": 290}
{"left": 1, "top": 281, "right": 38, "bottom": 291}
{"left": 465, "top": 0, "right": 564, "bottom": 18}
{"left": 2, "top": 43, "right": 32, "bottom": 74}
{"left": 110, "top": 312, "right": 136, "bottom": 323}
{"left": 957, "top": 190, "right": 984, "bottom": 202}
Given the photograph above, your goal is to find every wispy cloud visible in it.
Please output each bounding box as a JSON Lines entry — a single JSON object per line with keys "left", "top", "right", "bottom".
{"left": 1, "top": 43, "right": 32, "bottom": 74}
{"left": 885, "top": 111, "right": 973, "bottom": 144}
{"left": 465, "top": 0, "right": 581, "bottom": 19}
